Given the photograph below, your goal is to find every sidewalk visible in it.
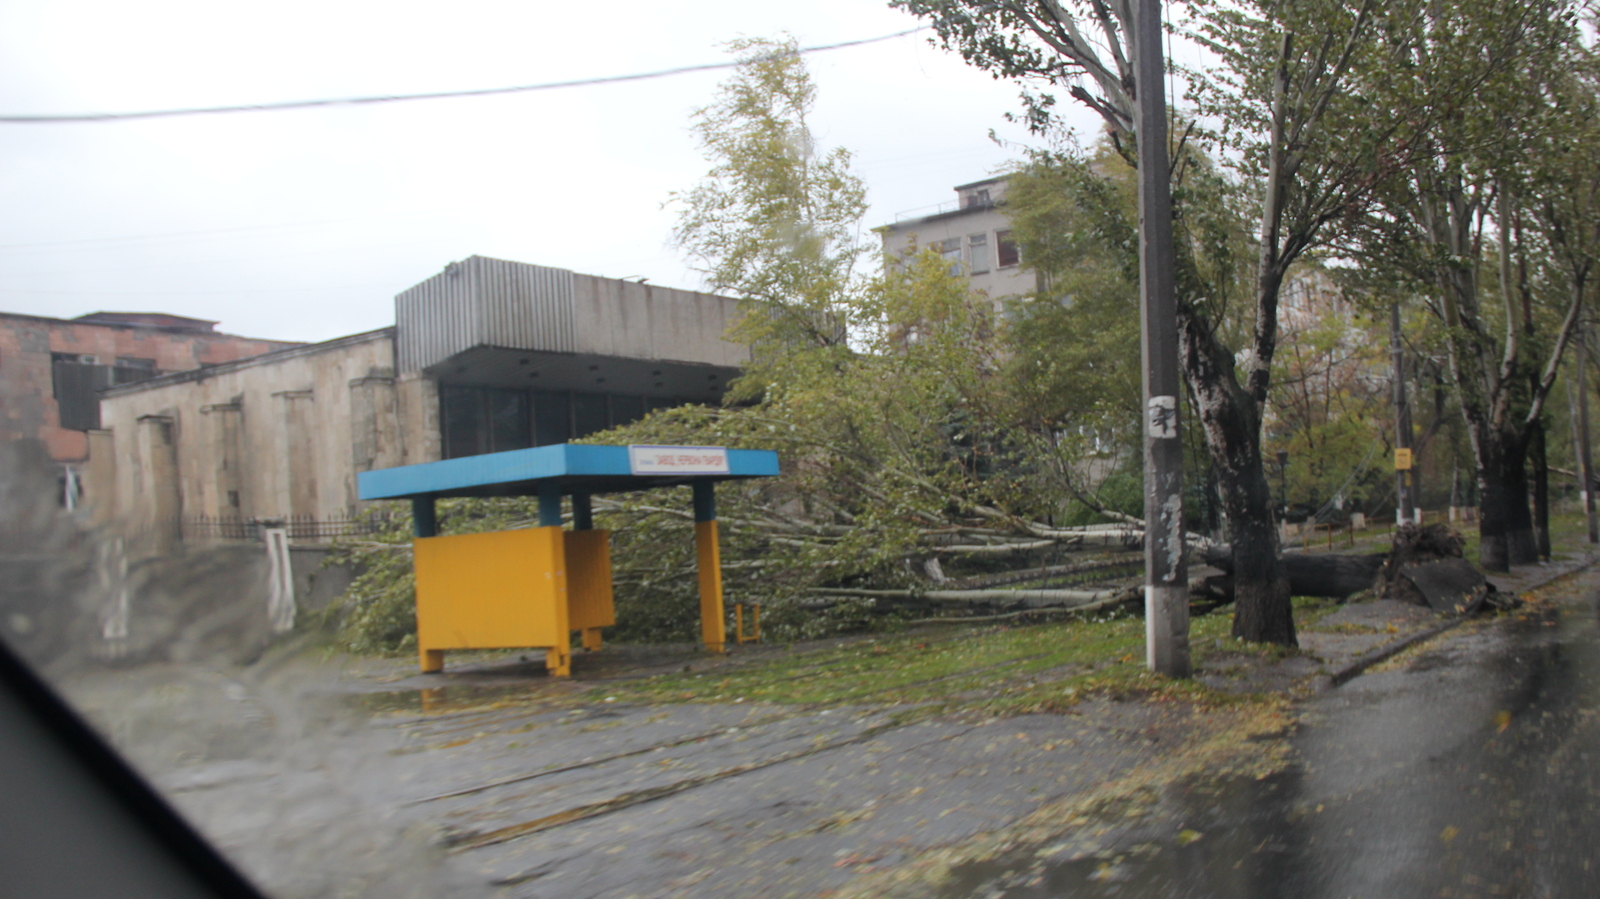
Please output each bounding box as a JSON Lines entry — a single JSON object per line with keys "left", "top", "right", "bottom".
{"left": 1250, "top": 535, "right": 1595, "bottom": 693}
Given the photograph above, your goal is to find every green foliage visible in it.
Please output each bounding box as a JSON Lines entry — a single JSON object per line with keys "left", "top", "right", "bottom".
{"left": 1261, "top": 276, "right": 1391, "bottom": 512}
{"left": 670, "top": 35, "right": 868, "bottom": 367}
{"left": 1001, "top": 144, "right": 1141, "bottom": 433}
{"left": 1000, "top": 136, "right": 1253, "bottom": 520}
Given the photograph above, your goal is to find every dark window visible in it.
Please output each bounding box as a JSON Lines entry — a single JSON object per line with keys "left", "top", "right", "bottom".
{"left": 532, "top": 390, "right": 572, "bottom": 446}
{"left": 996, "top": 230, "right": 1020, "bottom": 268}
{"left": 440, "top": 386, "right": 532, "bottom": 459}
{"left": 440, "top": 387, "right": 481, "bottom": 458}
{"left": 112, "top": 357, "right": 160, "bottom": 386}
{"left": 610, "top": 394, "right": 646, "bottom": 428}
{"left": 571, "top": 392, "right": 610, "bottom": 439}
{"left": 51, "top": 356, "right": 112, "bottom": 431}
{"left": 487, "top": 389, "right": 530, "bottom": 454}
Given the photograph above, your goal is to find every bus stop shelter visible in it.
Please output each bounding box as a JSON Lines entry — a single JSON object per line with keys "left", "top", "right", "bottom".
{"left": 357, "top": 444, "right": 780, "bottom": 676}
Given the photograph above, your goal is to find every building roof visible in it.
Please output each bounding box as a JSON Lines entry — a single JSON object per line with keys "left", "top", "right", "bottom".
{"left": 952, "top": 176, "right": 1008, "bottom": 191}
{"left": 73, "top": 312, "right": 219, "bottom": 332}
{"left": 99, "top": 327, "right": 394, "bottom": 399}
{"left": 0, "top": 309, "right": 295, "bottom": 346}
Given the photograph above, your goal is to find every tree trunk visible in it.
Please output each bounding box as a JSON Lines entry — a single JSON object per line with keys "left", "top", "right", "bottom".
{"left": 1473, "top": 423, "right": 1510, "bottom": 572}
{"left": 1532, "top": 417, "right": 1550, "bottom": 561}
{"left": 1476, "top": 423, "right": 1536, "bottom": 571}
{"left": 1501, "top": 431, "right": 1539, "bottom": 565}
{"left": 1224, "top": 467, "right": 1295, "bottom": 645}
{"left": 1177, "top": 304, "right": 1295, "bottom": 646}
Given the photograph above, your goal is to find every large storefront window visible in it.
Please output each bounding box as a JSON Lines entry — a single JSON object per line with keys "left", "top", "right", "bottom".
{"left": 441, "top": 386, "right": 532, "bottom": 459}
{"left": 444, "top": 386, "right": 682, "bottom": 459}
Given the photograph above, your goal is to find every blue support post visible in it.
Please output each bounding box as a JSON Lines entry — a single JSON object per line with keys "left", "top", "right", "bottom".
{"left": 412, "top": 497, "right": 437, "bottom": 538}
{"left": 692, "top": 480, "right": 717, "bottom": 523}
{"left": 538, "top": 481, "right": 564, "bottom": 527}
{"left": 572, "top": 492, "right": 594, "bottom": 530}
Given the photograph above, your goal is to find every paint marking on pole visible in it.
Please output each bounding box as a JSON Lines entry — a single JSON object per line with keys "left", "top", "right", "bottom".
{"left": 1161, "top": 492, "right": 1184, "bottom": 581}
{"left": 1147, "top": 396, "right": 1178, "bottom": 439}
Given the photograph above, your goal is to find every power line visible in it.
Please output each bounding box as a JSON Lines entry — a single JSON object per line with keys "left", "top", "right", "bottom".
{"left": 0, "top": 205, "right": 483, "bottom": 251}
{"left": 0, "top": 28, "right": 927, "bottom": 125}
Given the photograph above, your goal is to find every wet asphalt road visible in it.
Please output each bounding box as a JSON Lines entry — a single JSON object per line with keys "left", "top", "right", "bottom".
{"left": 944, "top": 571, "right": 1600, "bottom": 899}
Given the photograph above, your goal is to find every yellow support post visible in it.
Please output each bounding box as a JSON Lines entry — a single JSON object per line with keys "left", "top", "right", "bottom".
{"left": 696, "top": 520, "right": 725, "bottom": 653}
{"left": 732, "top": 603, "right": 762, "bottom": 645}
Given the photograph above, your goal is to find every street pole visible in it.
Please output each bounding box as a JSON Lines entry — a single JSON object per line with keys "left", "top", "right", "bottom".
{"left": 1277, "top": 450, "right": 1289, "bottom": 519}
{"left": 1390, "top": 303, "right": 1415, "bottom": 526}
{"left": 1133, "top": 0, "right": 1188, "bottom": 678}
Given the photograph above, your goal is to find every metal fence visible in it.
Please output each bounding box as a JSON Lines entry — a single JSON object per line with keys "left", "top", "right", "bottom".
{"left": 182, "top": 513, "right": 398, "bottom": 543}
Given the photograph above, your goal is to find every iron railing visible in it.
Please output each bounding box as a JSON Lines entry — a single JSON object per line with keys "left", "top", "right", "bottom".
{"left": 182, "top": 512, "right": 398, "bottom": 543}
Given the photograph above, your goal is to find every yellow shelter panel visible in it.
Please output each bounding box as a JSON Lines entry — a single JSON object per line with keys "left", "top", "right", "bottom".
{"left": 564, "top": 529, "right": 616, "bottom": 631}
{"left": 414, "top": 526, "right": 568, "bottom": 651}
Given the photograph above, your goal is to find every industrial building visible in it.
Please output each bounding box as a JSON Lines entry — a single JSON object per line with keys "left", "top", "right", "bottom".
{"left": 91, "top": 256, "right": 748, "bottom": 552}
{"left": 0, "top": 310, "right": 298, "bottom": 472}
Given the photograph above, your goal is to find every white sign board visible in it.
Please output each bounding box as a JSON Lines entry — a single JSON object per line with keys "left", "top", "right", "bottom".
{"left": 628, "top": 445, "right": 731, "bottom": 476}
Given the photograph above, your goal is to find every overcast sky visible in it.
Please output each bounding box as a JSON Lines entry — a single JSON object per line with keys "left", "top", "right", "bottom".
{"left": 0, "top": 0, "right": 1114, "bottom": 343}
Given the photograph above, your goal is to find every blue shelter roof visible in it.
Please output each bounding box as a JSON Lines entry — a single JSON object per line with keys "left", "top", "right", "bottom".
{"left": 357, "top": 444, "right": 780, "bottom": 500}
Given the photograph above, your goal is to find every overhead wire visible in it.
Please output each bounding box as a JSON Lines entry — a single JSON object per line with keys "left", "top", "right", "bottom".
{"left": 0, "top": 27, "right": 927, "bottom": 124}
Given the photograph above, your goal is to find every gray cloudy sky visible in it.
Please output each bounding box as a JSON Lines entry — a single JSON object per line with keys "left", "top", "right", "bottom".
{"left": 0, "top": 0, "right": 1107, "bottom": 343}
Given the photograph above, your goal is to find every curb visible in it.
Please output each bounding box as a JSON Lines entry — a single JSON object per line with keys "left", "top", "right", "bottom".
{"left": 1323, "top": 553, "right": 1598, "bottom": 688}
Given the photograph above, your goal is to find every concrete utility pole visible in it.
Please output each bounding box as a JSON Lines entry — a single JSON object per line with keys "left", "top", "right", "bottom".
{"left": 1133, "top": 0, "right": 1189, "bottom": 678}
{"left": 1390, "top": 303, "right": 1415, "bottom": 525}
{"left": 1573, "top": 321, "right": 1598, "bottom": 543}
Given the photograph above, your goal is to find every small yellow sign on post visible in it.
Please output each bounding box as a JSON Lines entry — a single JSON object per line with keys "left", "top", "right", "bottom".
{"left": 1394, "top": 448, "right": 1413, "bottom": 471}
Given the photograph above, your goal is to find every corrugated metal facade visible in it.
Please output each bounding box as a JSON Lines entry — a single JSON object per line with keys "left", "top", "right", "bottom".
{"left": 396, "top": 257, "right": 575, "bottom": 372}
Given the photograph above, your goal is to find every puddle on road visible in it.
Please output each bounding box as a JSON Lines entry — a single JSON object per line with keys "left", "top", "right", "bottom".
{"left": 937, "top": 586, "right": 1600, "bottom": 899}
{"left": 349, "top": 681, "right": 560, "bottom": 715}
{"left": 935, "top": 770, "right": 1306, "bottom": 898}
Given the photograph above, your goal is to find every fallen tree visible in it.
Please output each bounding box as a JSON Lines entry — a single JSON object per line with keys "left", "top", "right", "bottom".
{"left": 802, "top": 584, "right": 1143, "bottom": 619}
{"left": 1201, "top": 545, "right": 1385, "bottom": 601}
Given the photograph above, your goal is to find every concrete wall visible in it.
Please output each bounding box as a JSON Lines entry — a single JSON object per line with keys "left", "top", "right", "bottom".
{"left": 98, "top": 329, "right": 406, "bottom": 543}
{"left": 571, "top": 275, "right": 749, "bottom": 368}
{"left": 395, "top": 373, "right": 441, "bottom": 467}
{"left": 0, "top": 312, "right": 297, "bottom": 463}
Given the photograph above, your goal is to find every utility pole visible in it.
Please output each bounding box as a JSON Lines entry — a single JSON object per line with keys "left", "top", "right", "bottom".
{"left": 1133, "top": 0, "right": 1188, "bottom": 677}
{"left": 1574, "top": 320, "right": 1598, "bottom": 543}
{"left": 1390, "top": 303, "right": 1415, "bottom": 526}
